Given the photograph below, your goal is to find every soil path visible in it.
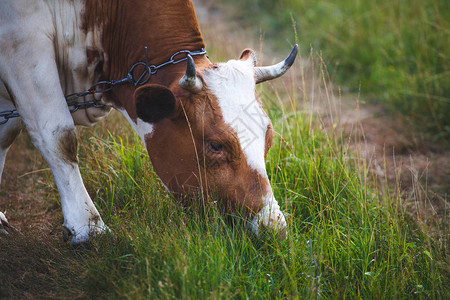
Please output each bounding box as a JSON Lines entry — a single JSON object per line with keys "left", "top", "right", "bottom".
{"left": 0, "top": 134, "right": 60, "bottom": 235}
{"left": 0, "top": 134, "right": 75, "bottom": 299}
{"left": 337, "top": 102, "right": 449, "bottom": 234}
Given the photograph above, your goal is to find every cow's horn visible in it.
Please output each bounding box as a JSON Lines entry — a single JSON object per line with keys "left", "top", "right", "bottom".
{"left": 255, "top": 44, "right": 298, "bottom": 84}
{"left": 179, "top": 55, "right": 203, "bottom": 93}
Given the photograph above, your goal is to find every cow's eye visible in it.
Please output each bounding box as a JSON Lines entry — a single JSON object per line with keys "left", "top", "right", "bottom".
{"left": 209, "top": 141, "right": 223, "bottom": 152}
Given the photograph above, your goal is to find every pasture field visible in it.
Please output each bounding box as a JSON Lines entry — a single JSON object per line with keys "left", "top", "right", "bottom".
{"left": 1, "top": 1, "right": 448, "bottom": 299}
{"left": 217, "top": 0, "right": 450, "bottom": 140}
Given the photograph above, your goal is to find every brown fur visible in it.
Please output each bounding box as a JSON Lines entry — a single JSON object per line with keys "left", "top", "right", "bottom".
{"left": 147, "top": 91, "right": 269, "bottom": 215}
{"left": 82, "top": 0, "right": 205, "bottom": 107}
{"left": 134, "top": 84, "right": 176, "bottom": 123}
{"left": 58, "top": 129, "right": 78, "bottom": 164}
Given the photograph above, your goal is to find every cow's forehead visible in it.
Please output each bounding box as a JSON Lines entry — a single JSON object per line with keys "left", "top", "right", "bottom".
{"left": 202, "top": 58, "right": 270, "bottom": 178}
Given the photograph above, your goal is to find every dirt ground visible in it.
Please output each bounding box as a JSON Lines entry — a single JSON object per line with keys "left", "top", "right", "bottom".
{"left": 0, "top": 134, "right": 81, "bottom": 299}
{"left": 0, "top": 134, "right": 60, "bottom": 236}
{"left": 336, "top": 102, "right": 449, "bottom": 241}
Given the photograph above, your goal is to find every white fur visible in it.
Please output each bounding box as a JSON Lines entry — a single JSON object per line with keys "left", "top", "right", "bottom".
{"left": 0, "top": 211, "right": 11, "bottom": 236}
{"left": 250, "top": 193, "right": 286, "bottom": 236}
{"left": 0, "top": 211, "right": 7, "bottom": 223}
{"left": 49, "top": 0, "right": 112, "bottom": 126}
{"left": 0, "top": 94, "right": 23, "bottom": 185}
{"left": 203, "top": 59, "right": 270, "bottom": 178}
{"left": 117, "top": 108, "right": 154, "bottom": 146}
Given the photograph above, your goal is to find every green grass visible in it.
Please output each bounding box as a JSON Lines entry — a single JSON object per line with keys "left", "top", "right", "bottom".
{"left": 64, "top": 48, "right": 448, "bottom": 298}
{"left": 217, "top": 0, "right": 450, "bottom": 140}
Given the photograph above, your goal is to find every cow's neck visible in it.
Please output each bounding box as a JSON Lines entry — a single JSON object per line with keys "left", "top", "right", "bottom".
{"left": 84, "top": 0, "right": 205, "bottom": 82}
{"left": 83, "top": 0, "right": 206, "bottom": 115}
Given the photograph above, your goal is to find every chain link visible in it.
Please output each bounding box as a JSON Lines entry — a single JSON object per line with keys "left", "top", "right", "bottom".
{"left": 0, "top": 47, "right": 207, "bottom": 125}
{"left": 0, "top": 110, "right": 20, "bottom": 125}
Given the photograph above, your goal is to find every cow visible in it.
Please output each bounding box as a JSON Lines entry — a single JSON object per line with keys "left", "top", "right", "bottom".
{"left": 0, "top": 0, "right": 297, "bottom": 243}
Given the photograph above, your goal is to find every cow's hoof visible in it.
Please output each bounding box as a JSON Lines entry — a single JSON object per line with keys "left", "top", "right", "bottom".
{"left": 62, "top": 226, "right": 72, "bottom": 242}
{"left": 62, "top": 222, "right": 110, "bottom": 245}
{"left": 0, "top": 211, "right": 17, "bottom": 236}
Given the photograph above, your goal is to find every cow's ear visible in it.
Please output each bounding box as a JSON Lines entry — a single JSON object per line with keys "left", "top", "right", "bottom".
{"left": 239, "top": 48, "right": 257, "bottom": 66}
{"left": 134, "top": 84, "right": 175, "bottom": 123}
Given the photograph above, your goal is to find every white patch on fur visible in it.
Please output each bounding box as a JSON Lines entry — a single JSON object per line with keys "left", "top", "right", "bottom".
{"left": 202, "top": 59, "right": 270, "bottom": 178}
{"left": 0, "top": 211, "right": 12, "bottom": 235}
{"left": 49, "top": 0, "right": 111, "bottom": 127}
{"left": 250, "top": 192, "right": 286, "bottom": 236}
{"left": 118, "top": 108, "right": 154, "bottom": 145}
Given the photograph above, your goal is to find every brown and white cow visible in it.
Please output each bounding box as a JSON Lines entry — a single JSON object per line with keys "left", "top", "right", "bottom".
{"left": 0, "top": 0, "right": 297, "bottom": 243}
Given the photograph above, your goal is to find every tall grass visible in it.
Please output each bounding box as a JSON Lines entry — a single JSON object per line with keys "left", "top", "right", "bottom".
{"left": 68, "top": 46, "right": 447, "bottom": 298}
{"left": 217, "top": 0, "right": 450, "bottom": 140}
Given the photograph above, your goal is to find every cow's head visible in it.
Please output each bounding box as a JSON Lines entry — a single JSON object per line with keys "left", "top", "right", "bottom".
{"left": 133, "top": 45, "right": 298, "bottom": 237}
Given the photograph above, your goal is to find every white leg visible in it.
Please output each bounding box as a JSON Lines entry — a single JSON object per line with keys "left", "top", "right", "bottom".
{"left": 0, "top": 99, "right": 23, "bottom": 236}
{"left": 0, "top": 108, "right": 23, "bottom": 186}
{"left": 0, "top": 211, "right": 14, "bottom": 236}
{"left": 0, "top": 35, "right": 106, "bottom": 244}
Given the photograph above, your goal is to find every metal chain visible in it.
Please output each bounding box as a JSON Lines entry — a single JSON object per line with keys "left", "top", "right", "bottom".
{"left": 0, "top": 47, "right": 207, "bottom": 125}
{"left": 0, "top": 110, "right": 20, "bottom": 125}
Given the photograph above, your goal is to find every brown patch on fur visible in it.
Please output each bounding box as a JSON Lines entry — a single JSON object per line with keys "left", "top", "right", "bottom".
{"left": 82, "top": 0, "right": 205, "bottom": 107}
{"left": 89, "top": 213, "right": 101, "bottom": 226}
{"left": 58, "top": 129, "right": 78, "bottom": 164}
{"left": 1, "top": 126, "right": 22, "bottom": 150}
{"left": 86, "top": 47, "right": 101, "bottom": 65}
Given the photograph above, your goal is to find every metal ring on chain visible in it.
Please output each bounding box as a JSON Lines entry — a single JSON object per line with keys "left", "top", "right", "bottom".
{"left": 128, "top": 62, "right": 153, "bottom": 86}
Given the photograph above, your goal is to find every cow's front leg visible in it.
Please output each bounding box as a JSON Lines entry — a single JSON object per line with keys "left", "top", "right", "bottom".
{"left": 0, "top": 211, "right": 10, "bottom": 235}
{"left": 45, "top": 127, "right": 108, "bottom": 243}
{"left": 27, "top": 117, "right": 106, "bottom": 244}
{"left": 1, "top": 48, "right": 106, "bottom": 245}
{"left": 0, "top": 104, "right": 23, "bottom": 186}
{"left": 0, "top": 98, "right": 23, "bottom": 236}
{"left": 28, "top": 124, "right": 107, "bottom": 243}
